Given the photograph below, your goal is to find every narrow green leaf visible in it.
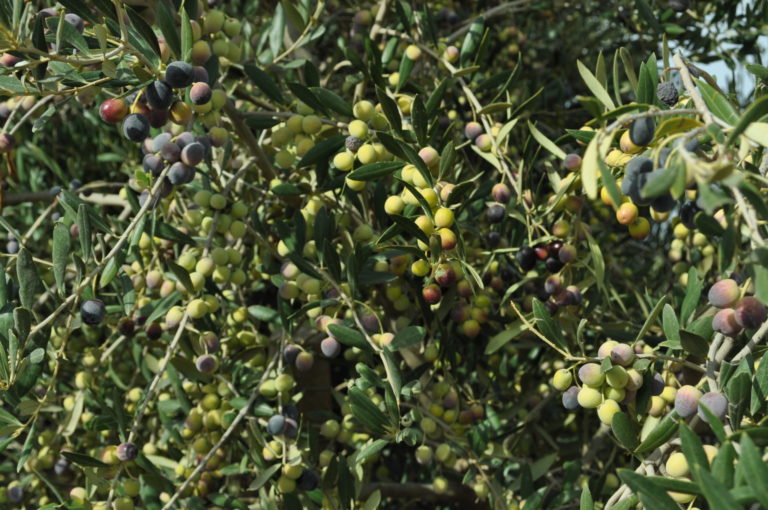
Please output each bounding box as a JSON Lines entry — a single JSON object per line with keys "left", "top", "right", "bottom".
{"left": 411, "top": 95, "right": 427, "bottom": 146}
{"left": 528, "top": 121, "right": 567, "bottom": 160}
{"left": 635, "top": 410, "right": 679, "bottom": 453}
{"left": 76, "top": 204, "right": 91, "bottom": 261}
{"left": 634, "top": 295, "right": 666, "bottom": 344}
{"left": 643, "top": 476, "right": 701, "bottom": 495}
{"left": 660, "top": 304, "right": 681, "bottom": 348}
{"left": 381, "top": 349, "right": 402, "bottom": 399}
{"left": 62, "top": 450, "right": 109, "bottom": 468}
{"left": 532, "top": 299, "right": 567, "bottom": 352}
{"left": 16, "top": 248, "right": 42, "bottom": 310}
{"left": 484, "top": 321, "right": 526, "bottom": 355}
{"left": 636, "top": 0, "right": 663, "bottom": 33}
{"left": 726, "top": 95, "right": 768, "bottom": 146}
{"left": 310, "top": 87, "right": 353, "bottom": 117}
{"left": 680, "top": 267, "right": 701, "bottom": 326}
{"left": 125, "top": 7, "right": 161, "bottom": 59}
{"left": 695, "top": 79, "right": 739, "bottom": 125}
{"left": 460, "top": 17, "right": 484, "bottom": 68}
{"left": 52, "top": 222, "right": 70, "bottom": 295}
{"left": 579, "top": 486, "right": 593, "bottom": 510}
{"left": 16, "top": 421, "right": 37, "bottom": 473}
{"left": 297, "top": 135, "right": 345, "bottom": 167}
{"left": 354, "top": 439, "right": 388, "bottom": 466}
{"left": 711, "top": 441, "right": 735, "bottom": 486}
{"left": 680, "top": 330, "right": 708, "bottom": 358}
{"left": 347, "top": 162, "right": 404, "bottom": 181}
{"left": 154, "top": 0, "right": 180, "bottom": 59}
{"left": 690, "top": 464, "right": 742, "bottom": 510}
{"left": 581, "top": 134, "right": 600, "bottom": 199}
{"left": 248, "top": 464, "right": 281, "bottom": 490}
{"left": 396, "top": 53, "right": 414, "bottom": 91}
{"left": 577, "top": 59, "right": 616, "bottom": 110}
{"left": 328, "top": 324, "right": 372, "bottom": 351}
{"left": 426, "top": 77, "right": 451, "bottom": 116}
{"left": 641, "top": 167, "right": 677, "bottom": 198}
{"left": 611, "top": 412, "right": 639, "bottom": 450}
{"left": 739, "top": 434, "right": 768, "bottom": 507}
{"left": 244, "top": 64, "right": 285, "bottom": 104}
{"left": 389, "top": 215, "right": 430, "bottom": 245}
{"left": 375, "top": 86, "right": 401, "bottom": 133}
{"left": 45, "top": 17, "right": 89, "bottom": 54}
{"left": 348, "top": 387, "right": 389, "bottom": 435}
{"left": 269, "top": 3, "right": 285, "bottom": 57}
{"left": 99, "top": 247, "right": 125, "bottom": 289}
{"left": 0, "top": 75, "right": 27, "bottom": 94}
{"left": 617, "top": 469, "right": 680, "bottom": 510}
{"left": 679, "top": 424, "right": 709, "bottom": 475}
{"left": 179, "top": 5, "right": 192, "bottom": 61}
{"left": 387, "top": 326, "right": 424, "bottom": 350}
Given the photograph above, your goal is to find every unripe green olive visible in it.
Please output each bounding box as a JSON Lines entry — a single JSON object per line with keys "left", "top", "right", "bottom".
{"left": 191, "top": 40, "right": 212, "bottom": 65}
{"left": 434, "top": 207, "right": 455, "bottom": 228}
{"left": 196, "top": 257, "right": 215, "bottom": 276}
{"left": 353, "top": 100, "right": 375, "bottom": 121}
{"left": 665, "top": 452, "right": 689, "bottom": 478}
{"left": 333, "top": 151, "right": 355, "bottom": 171}
{"left": 301, "top": 115, "right": 322, "bottom": 134}
{"left": 551, "top": 369, "right": 572, "bottom": 391}
{"left": 231, "top": 201, "right": 248, "bottom": 219}
{"left": 420, "top": 417, "right": 438, "bottom": 435}
{"left": 577, "top": 387, "right": 602, "bottom": 408}
{"left": 277, "top": 475, "right": 296, "bottom": 493}
{"left": 384, "top": 195, "right": 405, "bottom": 215}
{"left": 357, "top": 144, "right": 377, "bottom": 164}
{"left": 203, "top": 10, "right": 225, "bottom": 34}
{"left": 75, "top": 371, "right": 92, "bottom": 389}
{"left": 223, "top": 18, "right": 242, "bottom": 37}
{"left": 348, "top": 119, "right": 369, "bottom": 139}
{"left": 275, "top": 373, "right": 295, "bottom": 392}
{"left": 597, "top": 399, "right": 620, "bottom": 424}
{"left": 605, "top": 366, "right": 629, "bottom": 389}
{"left": 188, "top": 299, "right": 209, "bottom": 319}
{"left": 320, "top": 419, "right": 340, "bottom": 438}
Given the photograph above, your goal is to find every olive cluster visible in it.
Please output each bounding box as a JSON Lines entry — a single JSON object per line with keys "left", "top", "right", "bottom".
{"left": 708, "top": 278, "right": 767, "bottom": 336}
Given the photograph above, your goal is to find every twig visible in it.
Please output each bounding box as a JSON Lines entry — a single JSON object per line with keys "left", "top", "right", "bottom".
{"left": 605, "top": 443, "right": 670, "bottom": 509}
{"left": 106, "top": 312, "right": 190, "bottom": 509}
{"left": 28, "top": 163, "right": 173, "bottom": 338}
{"left": 733, "top": 187, "right": 766, "bottom": 247}
{"left": 732, "top": 319, "right": 768, "bottom": 362}
{"left": 445, "top": 0, "right": 532, "bottom": 43}
{"left": 270, "top": 1, "right": 325, "bottom": 66}
{"left": 673, "top": 52, "right": 715, "bottom": 127}
{"left": 706, "top": 333, "right": 723, "bottom": 391}
{"left": 8, "top": 96, "right": 53, "bottom": 135}
{"left": 160, "top": 352, "right": 280, "bottom": 510}
{"left": 510, "top": 300, "right": 571, "bottom": 358}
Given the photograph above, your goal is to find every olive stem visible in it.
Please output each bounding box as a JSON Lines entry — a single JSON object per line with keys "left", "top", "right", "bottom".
{"left": 445, "top": 0, "right": 532, "bottom": 43}
{"left": 8, "top": 95, "right": 53, "bottom": 135}
{"left": 673, "top": 51, "right": 716, "bottom": 127}
{"left": 28, "top": 162, "right": 175, "bottom": 338}
{"left": 270, "top": 0, "right": 325, "bottom": 66}
{"left": 160, "top": 352, "right": 281, "bottom": 510}
{"left": 731, "top": 318, "right": 768, "bottom": 362}
{"left": 509, "top": 300, "right": 571, "bottom": 359}
{"left": 106, "top": 311, "right": 190, "bottom": 509}
{"left": 706, "top": 333, "right": 724, "bottom": 391}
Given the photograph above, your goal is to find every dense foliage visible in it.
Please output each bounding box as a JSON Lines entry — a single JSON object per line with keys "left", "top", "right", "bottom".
{"left": 0, "top": 1, "right": 768, "bottom": 509}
